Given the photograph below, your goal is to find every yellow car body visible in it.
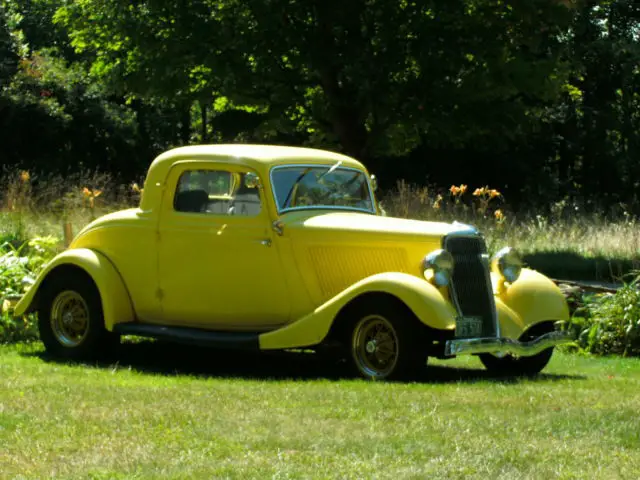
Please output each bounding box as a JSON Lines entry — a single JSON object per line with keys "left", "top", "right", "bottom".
{"left": 14, "top": 144, "right": 572, "bottom": 379}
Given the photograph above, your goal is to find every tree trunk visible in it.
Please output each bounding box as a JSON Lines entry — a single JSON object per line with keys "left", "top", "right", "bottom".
{"left": 318, "top": 68, "right": 369, "bottom": 161}
{"left": 312, "top": 2, "right": 369, "bottom": 162}
{"left": 200, "top": 100, "right": 208, "bottom": 143}
{"left": 180, "top": 101, "right": 191, "bottom": 145}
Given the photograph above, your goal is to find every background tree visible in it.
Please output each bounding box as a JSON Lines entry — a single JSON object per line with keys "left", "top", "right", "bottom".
{"left": 0, "top": 4, "right": 18, "bottom": 84}
{"left": 0, "top": 0, "right": 638, "bottom": 210}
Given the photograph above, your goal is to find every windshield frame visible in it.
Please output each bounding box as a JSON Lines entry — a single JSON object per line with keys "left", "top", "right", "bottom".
{"left": 269, "top": 163, "right": 377, "bottom": 215}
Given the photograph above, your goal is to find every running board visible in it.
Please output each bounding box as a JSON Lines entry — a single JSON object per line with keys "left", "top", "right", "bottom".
{"left": 113, "top": 324, "right": 260, "bottom": 350}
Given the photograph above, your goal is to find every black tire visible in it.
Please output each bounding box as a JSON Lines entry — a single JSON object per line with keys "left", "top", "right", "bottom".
{"left": 479, "top": 323, "right": 555, "bottom": 377}
{"left": 38, "top": 270, "right": 119, "bottom": 360}
{"left": 344, "top": 297, "right": 427, "bottom": 381}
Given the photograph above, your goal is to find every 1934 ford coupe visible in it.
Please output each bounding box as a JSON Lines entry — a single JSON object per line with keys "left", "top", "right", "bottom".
{"left": 13, "top": 144, "right": 573, "bottom": 380}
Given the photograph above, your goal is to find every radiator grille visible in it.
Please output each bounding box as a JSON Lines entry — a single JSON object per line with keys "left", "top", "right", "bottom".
{"left": 444, "top": 235, "right": 497, "bottom": 337}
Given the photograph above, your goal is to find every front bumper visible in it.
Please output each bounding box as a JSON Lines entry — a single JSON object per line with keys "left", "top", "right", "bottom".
{"left": 444, "top": 330, "right": 575, "bottom": 357}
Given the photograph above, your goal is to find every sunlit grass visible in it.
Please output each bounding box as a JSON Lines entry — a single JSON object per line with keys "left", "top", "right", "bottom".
{"left": 1, "top": 342, "right": 640, "bottom": 478}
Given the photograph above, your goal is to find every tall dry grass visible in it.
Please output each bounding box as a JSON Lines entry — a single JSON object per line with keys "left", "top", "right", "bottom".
{"left": 381, "top": 180, "right": 640, "bottom": 264}
{"left": 0, "top": 170, "right": 638, "bottom": 280}
{"left": 0, "top": 168, "right": 142, "bottom": 246}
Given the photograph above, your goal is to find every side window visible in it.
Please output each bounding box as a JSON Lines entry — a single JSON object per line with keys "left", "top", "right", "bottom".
{"left": 173, "top": 169, "right": 262, "bottom": 216}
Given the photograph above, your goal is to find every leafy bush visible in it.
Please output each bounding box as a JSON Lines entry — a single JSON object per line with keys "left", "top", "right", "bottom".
{"left": 569, "top": 278, "right": 640, "bottom": 356}
{"left": 0, "top": 313, "right": 38, "bottom": 344}
{"left": 0, "top": 236, "right": 59, "bottom": 344}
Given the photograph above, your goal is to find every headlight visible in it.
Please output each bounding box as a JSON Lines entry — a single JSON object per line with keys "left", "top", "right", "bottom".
{"left": 491, "top": 247, "right": 522, "bottom": 283}
{"left": 423, "top": 249, "right": 454, "bottom": 287}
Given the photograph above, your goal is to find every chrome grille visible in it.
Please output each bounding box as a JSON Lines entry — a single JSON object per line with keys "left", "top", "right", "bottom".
{"left": 443, "top": 235, "right": 497, "bottom": 337}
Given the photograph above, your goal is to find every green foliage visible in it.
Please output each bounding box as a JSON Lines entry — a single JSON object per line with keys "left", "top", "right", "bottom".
{"left": 1, "top": 49, "right": 143, "bottom": 173}
{"left": 0, "top": 3, "right": 19, "bottom": 83}
{"left": 0, "top": 312, "right": 37, "bottom": 343}
{"left": 1, "top": 0, "right": 181, "bottom": 177}
{"left": 550, "top": 0, "right": 640, "bottom": 204}
{"left": 570, "top": 278, "right": 640, "bottom": 357}
{"left": 54, "top": 0, "right": 575, "bottom": 160}
{"left": 0, "top": 235, "right": 59, "bottom": 344}
{"left": 1, "top": 0, "right": 639, "bottom": 210}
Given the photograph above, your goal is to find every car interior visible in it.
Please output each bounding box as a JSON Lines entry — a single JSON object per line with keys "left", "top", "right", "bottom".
{"left": 173, "top": 172, "right": 261, "bottom": 216}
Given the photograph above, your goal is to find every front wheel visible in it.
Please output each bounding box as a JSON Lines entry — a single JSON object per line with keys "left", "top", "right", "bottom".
{"left": 347, "top": 299, "right": 426, "bottom": 381}
{"left": 38, "top": 271, "right": 119, "bottom": 360}
{"left": 479, "top": 323, "right": 555, "bottom": 377}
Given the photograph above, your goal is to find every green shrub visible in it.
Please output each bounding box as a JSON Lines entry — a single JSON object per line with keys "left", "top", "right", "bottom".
{"left": 0, "top": 313, "right": 38, "bottom": 343}
{"left": 0, "top": 235, "right": 59, "bottom": 344}
{"left": 569, "top": 277, "right": 640, "bottom": 356}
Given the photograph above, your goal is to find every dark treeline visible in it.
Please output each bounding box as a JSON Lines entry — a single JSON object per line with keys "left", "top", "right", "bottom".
{"left": 0, "top": 0, "right": 638, "bottom": 209}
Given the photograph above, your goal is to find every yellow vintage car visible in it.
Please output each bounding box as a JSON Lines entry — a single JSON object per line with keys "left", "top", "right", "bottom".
{"left": 13, "top": 144, "right": 573, "bottom": 380}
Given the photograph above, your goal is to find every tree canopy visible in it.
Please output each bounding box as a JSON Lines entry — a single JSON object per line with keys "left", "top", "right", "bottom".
{"left": 1, "top": 0, "right": 639, "bottom": 207}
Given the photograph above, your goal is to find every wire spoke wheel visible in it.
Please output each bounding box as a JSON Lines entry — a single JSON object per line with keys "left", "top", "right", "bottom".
{"left": 50, "top": 291, "right": 90, "bottom": 347}
{"left": 352, "top": 315, "right": 400, "bottom": 379}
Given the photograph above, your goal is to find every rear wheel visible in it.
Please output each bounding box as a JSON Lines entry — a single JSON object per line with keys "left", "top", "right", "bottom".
{"left": 479, "top": 323, "right": 555, "bottom": 377}
{"left": 346, "top": 298, "right": 426, "bottom": 381}
{"left": 38, "top": 271, "right": 119, "bottom": 360}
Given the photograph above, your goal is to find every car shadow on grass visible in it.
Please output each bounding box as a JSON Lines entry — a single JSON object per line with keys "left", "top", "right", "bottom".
{"left": 24, "top": 339, "right": 586, "bottom": 385}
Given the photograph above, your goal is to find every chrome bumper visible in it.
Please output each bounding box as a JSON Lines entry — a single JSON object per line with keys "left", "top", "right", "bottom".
{"left": 444, "top": 330, "right": 575, "bottom": 357}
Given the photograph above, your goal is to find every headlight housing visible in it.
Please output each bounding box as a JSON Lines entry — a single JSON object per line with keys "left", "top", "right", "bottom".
{"left": 423, "top": 249, "right": 454, "bottom": 287}
{"left": 491, "top": 247, "right": 522, "bottom": 283}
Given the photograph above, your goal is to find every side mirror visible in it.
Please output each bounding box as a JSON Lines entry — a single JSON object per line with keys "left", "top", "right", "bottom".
{"left": 370, "top": 174, "right": 379, "bottom": 192}
{"left": 244, "top": 172, "right": 260, "bottom": 189}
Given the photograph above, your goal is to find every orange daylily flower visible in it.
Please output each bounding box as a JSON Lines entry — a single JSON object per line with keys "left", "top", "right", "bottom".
{"left": 82, "top": 187, "right": 102, "bottom": 198}
{"left": 449, "top": 184, "right": 468, "bottom": 197}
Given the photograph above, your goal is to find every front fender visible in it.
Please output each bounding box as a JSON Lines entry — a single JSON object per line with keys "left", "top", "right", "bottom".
{"left": 13, "top": 248, "right": 135, "bottom": 331}
{"left": 259, "top": 272, "right": 456, "bottom": 350}
{"left": 494, "top": 268, "right": 570, "bottom": 340}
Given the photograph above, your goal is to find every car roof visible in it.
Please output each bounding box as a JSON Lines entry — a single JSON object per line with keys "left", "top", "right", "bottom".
{"left": 151, "top": 144, "right": 364, "bottom": 169}
{"left": 140, "top": 144, "right": 368, "bottom": 211}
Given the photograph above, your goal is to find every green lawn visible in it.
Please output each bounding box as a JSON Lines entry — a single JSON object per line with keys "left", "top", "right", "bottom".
{"left": 1, "top": 342, "right": 640, "bottom": 479}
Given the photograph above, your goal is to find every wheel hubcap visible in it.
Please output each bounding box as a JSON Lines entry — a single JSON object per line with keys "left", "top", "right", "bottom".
{"left": 50, "top": 291, "right": 90, "bottom": 347}
{"left": 352, "top": 315, "right": 399, "bottom": 379}
{"left": 365, "top": 340, "right": 377, "bottom": 354}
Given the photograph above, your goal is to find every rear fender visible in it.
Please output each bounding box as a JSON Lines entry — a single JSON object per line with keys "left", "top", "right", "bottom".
{"left": 259, "top": 272, "right": 456, "bottom": 350}
{"left": 13, "top": 248, "right": 135, "bottom": 331}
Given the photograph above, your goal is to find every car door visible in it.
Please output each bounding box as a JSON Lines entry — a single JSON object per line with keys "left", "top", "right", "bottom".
{"left": 157, "top": 161, "right": 291, "bottom": 331}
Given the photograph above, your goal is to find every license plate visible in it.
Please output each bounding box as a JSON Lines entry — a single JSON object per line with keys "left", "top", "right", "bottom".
{"left": 456, "top": 316, "right": 483, "bottom": 338}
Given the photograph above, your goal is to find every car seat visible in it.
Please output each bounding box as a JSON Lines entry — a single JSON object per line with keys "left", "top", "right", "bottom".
{"left": 174, "top": 189, "right": 209, "bottom": 213}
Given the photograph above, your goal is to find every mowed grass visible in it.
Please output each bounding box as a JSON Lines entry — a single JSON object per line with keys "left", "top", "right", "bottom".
{"left": 1, "top": 342, "right": 640, "bottom": 479}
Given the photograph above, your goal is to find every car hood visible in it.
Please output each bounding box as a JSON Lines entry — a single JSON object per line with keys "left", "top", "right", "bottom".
{"left": 281, "top": 211, "right": 477, "bottom": 240}
{"left": 281, "top": 211, "right": 479, "bottom": 303}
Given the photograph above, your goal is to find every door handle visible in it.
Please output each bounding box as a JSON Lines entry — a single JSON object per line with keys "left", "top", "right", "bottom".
{"left": 260, "top": 239, "right": 272, "bottom": 247}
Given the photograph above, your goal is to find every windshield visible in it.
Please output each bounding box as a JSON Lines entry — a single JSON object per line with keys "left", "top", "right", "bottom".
{"left": 271, "top": 165, "right": 375, "bottom": 213}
